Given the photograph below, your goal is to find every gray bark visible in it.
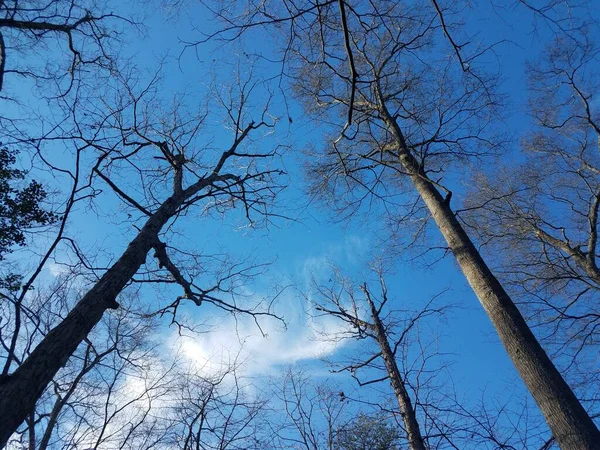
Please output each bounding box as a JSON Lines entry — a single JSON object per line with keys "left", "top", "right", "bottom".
{"left": 376, "top": 89, "right": 600, "bottom": 450}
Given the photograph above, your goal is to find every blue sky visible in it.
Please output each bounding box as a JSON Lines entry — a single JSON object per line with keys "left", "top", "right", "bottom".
{"left": 5, "top": 0, "right": 600, "bottom": 446}
{"left": 106, "top": 0, "right": 540, "bottom": 383}
{"left": 43, "top": 0, "right": 528, "bottom": 408}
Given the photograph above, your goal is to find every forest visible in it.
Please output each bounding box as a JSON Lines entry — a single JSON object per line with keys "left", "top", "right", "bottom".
{"left": 0, "top": 0, "right": 599, "bottom": 449}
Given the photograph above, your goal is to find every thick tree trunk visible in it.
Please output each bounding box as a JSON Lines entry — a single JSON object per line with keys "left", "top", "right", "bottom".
{"left": 377, "top": 98, "right": 600, "bottom": 450}
{"left": 0, "top": 193, "right": 183, "bottom": 448}
{"left": 366, "top": 295, "right": 427, "bottom": 450}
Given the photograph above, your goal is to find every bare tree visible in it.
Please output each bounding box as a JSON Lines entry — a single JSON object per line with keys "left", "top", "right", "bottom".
{"left": 312, "top": 272, "right": 433, "bottom": 450}
{"left": 312, "top": 267, "right": 560, "bottom": 450}
{"left": 462, "top": 25, "right": 600, "bottom": 415}
{"left": 0, "top": 65, "right": 285, "bottom": 445}
{"left": 6, "top": 273, "right": 272, "bottom": 450}
{"left": 194, "top": 1, "right": 600, "bottom": 448}
{"left": 269, "top": 368, "right": 349, "bottom": 450}
{"left": 167, "top": 363, "right": 268, "bottom": 450}
{"left": 0, "top": 0, "right": 136, "bottom": 96}
{"left": 1, "top": 269, "right": 172, "bottom": 450}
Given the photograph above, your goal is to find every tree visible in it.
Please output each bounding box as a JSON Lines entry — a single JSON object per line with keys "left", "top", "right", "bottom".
{"left": 0, "top": 0, "right": 133, "bottom": 95}
{"left": 0, "top": 146, "right": 56, "bottom": 301}
{"left": 269, "top": 369, "right": 349, "bottom": 450}
{"left": 168, "top": 363, "right": 268, "bottom": 450}
{"left": 313, "top": 271, "right": 432, "bottom": 450}
{"left": 309, "top": 267, "right": 537, "bottom": 449}
{"left": 3, "top": 261, "right": 274, "bottom": 450}
{"left": 335, "top": 413, "right": 400, "bottom": 450}
{"left": 9, "top": 288, "right": 174, "bottom": 450}
{"left": 0, "top": 68, "right": 284, "bottom": 446}
{"left": 0, "top": 147, "right": 56, "bottom": 259}
{"left": 462, "top": 28, "right": 600, "bottom": 412}
{"left": 7, "top": 275, "right": 272, "bottom": 450}
{"left": 196, "top": 1, "right": 600, "bottom": 448}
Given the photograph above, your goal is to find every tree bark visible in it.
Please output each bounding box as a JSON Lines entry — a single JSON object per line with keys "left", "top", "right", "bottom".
{"left": 0, "top": 192, "right": 184, "bottom": 447}
{"left": 376, "top": 91, "right": 600, "bottom": 450}
{"left": 365, "top": 292, "right": 427, "bottom": 450}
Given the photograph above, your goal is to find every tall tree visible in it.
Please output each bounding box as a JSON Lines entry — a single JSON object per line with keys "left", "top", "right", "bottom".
{"left": 309, "top": 268, "right": 539, "bottom": 449}
{"left": 11, "top": 290, "right": 173, "bottom": 450}
{"left": 0, "top": 70, "right": 284, "bottom": 445}
{"left": 463, "top": 29, "right": 600, "bottom": 412}
{"left": 4, "top": 265, "right": 271, "bottom": 450}
{"left": 313, "top": 273, "right": 432, "bottom": 450}
{"left": 196, "top": 1, "right": 600, "bottom": 447}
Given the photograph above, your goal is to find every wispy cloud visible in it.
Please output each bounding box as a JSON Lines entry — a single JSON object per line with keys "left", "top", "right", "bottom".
{"left": 174, "top": 291, "right": 349, "bottom": 377}
{"left": 46, "top": 262, "right": 69, "bottom": 278}
{"left": 170, "top": 233, "right": 369, "bottom": 377}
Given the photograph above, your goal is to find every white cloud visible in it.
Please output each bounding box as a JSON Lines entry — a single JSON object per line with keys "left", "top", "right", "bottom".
{"left": 172, "top": 291, "right": 350, "bottom": 378}
{"left": 166, "top": 234, "right": 370, "bottom": 379}
{"left": 46, "top": 261, "right": 69, "bottom": 277}
{"left": 176, "top": 234, "right": 375, "bottom": 378}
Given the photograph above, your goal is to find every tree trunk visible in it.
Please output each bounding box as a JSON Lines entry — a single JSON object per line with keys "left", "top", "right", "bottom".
{"left": 377, "top": 95, "right": 600, "bottom": 450}
{"left": 0, "top": 193, "right": 183, "bottom": 447}
{"left": 366, "top": 294, "right": 427, "bottom": 450}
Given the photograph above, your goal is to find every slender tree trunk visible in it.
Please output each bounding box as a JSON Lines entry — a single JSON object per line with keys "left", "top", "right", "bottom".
{"left": 26, "top": 414, "right": 35, "bottom": 450}
{"left": 0, "top": 193, "right": 184, "bottom": 447}
{"left": 365, "top": 294, "right": 427, "bottom": 450}
{"left": 376, "top": 91, "right": 600, "bottom": 450}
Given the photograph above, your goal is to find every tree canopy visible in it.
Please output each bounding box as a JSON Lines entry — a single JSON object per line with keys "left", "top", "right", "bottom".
{"left": 0, "top": 0, "right": 599, "bottom": 449}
